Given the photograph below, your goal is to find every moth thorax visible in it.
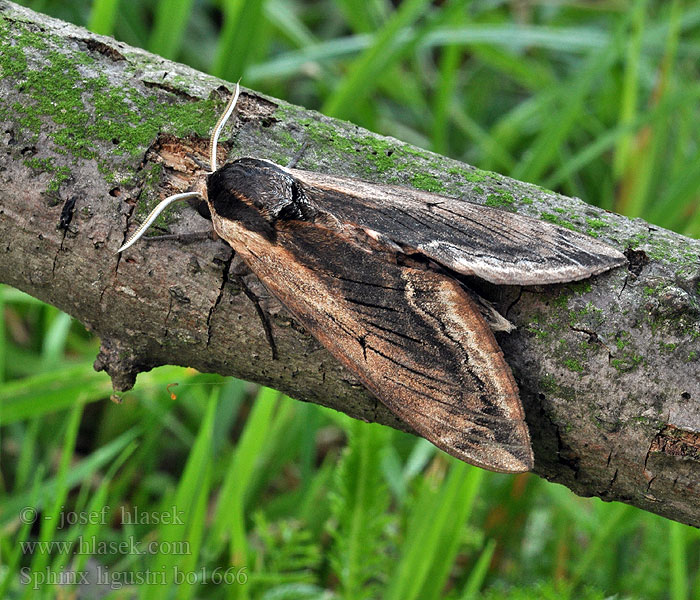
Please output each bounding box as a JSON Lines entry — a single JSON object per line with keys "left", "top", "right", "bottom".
{"left": 210, "top": 158, "right": 318, "bottom": 224}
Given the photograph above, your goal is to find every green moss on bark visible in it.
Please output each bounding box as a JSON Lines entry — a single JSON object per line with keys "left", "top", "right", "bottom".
{"left": 0, "top": 18, "right": 222, "bottom": 189}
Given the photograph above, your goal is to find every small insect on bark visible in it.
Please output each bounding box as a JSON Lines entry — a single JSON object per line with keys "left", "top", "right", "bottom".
{"left": 118, "top": 83, "right": 626, "bottom": 473}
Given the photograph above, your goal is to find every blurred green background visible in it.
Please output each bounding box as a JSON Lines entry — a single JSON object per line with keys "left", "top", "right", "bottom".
{"left": 1, "top": 0, "right": 699, "bottom": 598}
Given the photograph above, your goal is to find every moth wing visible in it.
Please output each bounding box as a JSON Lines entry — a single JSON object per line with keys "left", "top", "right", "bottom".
{"left": 213, "top": 212, "right": 533, "bottom": 472}
{"left": 288, "top": 168, "right": 626, "bottom": 286}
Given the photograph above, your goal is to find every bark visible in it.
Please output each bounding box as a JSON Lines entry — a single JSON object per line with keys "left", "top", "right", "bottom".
{"left": 1, "top": 2, "right": 699, "bottom": 525}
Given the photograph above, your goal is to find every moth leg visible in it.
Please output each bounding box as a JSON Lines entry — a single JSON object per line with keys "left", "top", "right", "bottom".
{"left": 231, "top": 265, "right": 279, "bottom": 360}
{"left": 286, "top": 141, "right": 310, "bottom": 169}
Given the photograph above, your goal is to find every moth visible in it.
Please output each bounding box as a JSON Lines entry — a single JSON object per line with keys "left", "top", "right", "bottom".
{"left": 119, "top": 84, "right": 626, "bottom": 473}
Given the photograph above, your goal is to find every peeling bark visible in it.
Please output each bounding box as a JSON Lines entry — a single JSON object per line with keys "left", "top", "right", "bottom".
{"left": 1, "top": 2, "right": 699, "bottom": 525}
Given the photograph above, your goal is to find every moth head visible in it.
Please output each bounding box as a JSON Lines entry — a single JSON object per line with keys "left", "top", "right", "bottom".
{"left": 206, "top": 158, "right": 309, "bottom": 223}
{"left": 117, "top": 82, "right": 314, "bottom": 253}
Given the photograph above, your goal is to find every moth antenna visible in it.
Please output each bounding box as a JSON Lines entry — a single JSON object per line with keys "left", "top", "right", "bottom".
{"left": 117, "top": 192, "right": 204, "bottom": 253}
{"left": 209, "top": 80, "right": 241, "bottom": 173}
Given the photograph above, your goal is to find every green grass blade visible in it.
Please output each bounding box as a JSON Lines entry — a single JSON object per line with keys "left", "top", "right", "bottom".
{"left": 328, "top": 419, "right": 390, "bottom": 599}
{"left": 0, "top": 285, "right": 47, "bottom": 305}
{"left": 0, "top": 466, "right": 45, "bottom": 599}
{"left": 61, "top": 441, "right": 137, "bottom": 589}
{"left": 511, "top": 34, "right": 622, "bottom": 184}
{"left": 176, "top": 465, "right": 213, "bottom": 599}
{"left": 336, "top": 0, "right": 384, "bottom": 32}
{"left": 212, "top": 0, "right": 267, "bottom": 81}
{"left": 613, "top": 0, "right": 647, "bottom": 179}
{"left": 469, "top": 43, "right": 555, "bottom": 92}
{"left": 544, "top": 85, "right": 695, "bottom": 191}
{"left": 0, "top": 426, "right": 141, "bottom": 530}
{"left": 87, "top": 0, "right": 120, "bottom": 35}
{"left": 246, "top": 34, "right": 370, "bottom": 82}
{"left": 0, "top": 289, "right": 5, "bottom": 385}
{"left": 0, "top": 362, "right": 112, "bottom": 424}
{"left": 250, "top": 18, "right": 700, "bottom": 84}
{"left": 14, "top": 419, "right": 40, "bottom": 490}
{"left": 653, "top": 148, "right": 700, "bottom": 233}
{"left": 669, "top": 520, "right": 688, "bottom": 600}
{"left": 207, "top": 387, "right": 279, "bottom": 568}
{"left": 23, "top": 402, "right": 83, "bottom": 599}
{"left": 142, "top": 390, "right": 217, "bottom": 600}
{"left": 322, "top": 0, "right": 433, "bottom": 119}
{"left": 148, "top": 0, "right": 195, "bottom": 60}
{"left": 119, "top": 3, "right": 150, "bottom": 46}
{"left": 40, "top": 311, "right": 72, "bottom": 369}
{"left": 415, "top": 462, "right": 484, "bottom": 600}
{"left": 570, "top": 503, "right": 632, "bottom": 586}
{"left": 617, "top": 1, "right": 684, "bottom": 220}
{"left": 431, "top": 0, "right": 467, "bottom": 155}
{"left": 385, "top": 461, "right": 483, "bottom": 600}
{"left": 460, "top": 538, "right": 497, "bottom": 600}
{"left": 264, "top": 0, "right": 317, "bottom": 49}
{"left": 449, "top": 101, "right": 516, "bottom": 172}
{"left": 402, "top": 438, "right": 435, "bottom": 483}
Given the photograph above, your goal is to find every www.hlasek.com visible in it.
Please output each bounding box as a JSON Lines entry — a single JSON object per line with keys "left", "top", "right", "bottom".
{"left": 21, "top": 536, "right": 190, "bottom": 556}
{"left": 20, "top": 566, "right": 249, "bottom": 590}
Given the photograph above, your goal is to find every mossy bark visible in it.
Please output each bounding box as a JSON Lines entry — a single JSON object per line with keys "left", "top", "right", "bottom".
{"left": 1, "top": 1, "right": 699, "bottom": 525}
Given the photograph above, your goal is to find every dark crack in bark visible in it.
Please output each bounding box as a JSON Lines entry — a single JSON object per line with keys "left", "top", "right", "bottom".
{"left": 232, "top": 272, "right": 278, "bottom": 360}
{"left": 206, "top": 249, "right": 234, "bottom": 346}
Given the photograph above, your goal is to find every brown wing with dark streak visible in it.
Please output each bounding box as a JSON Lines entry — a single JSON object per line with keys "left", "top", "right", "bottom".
{"left": 212, "top": 210, "right": 533, "bottom": 473}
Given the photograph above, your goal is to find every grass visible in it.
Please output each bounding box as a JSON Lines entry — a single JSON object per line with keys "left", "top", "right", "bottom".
{"left": 2, "top": 0, "right": 700, "bottom": 598}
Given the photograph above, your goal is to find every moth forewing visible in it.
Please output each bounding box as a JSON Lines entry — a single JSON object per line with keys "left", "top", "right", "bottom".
{"left": 284, "top": 167, "right": 627, "bottom": 286}
{"left": 207, "top": 178, "right": 533, "bottom": 472}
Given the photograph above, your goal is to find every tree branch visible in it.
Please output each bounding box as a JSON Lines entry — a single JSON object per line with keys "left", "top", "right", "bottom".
{"left": 1, "top": 1, "right": 699, "bottom": 525}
